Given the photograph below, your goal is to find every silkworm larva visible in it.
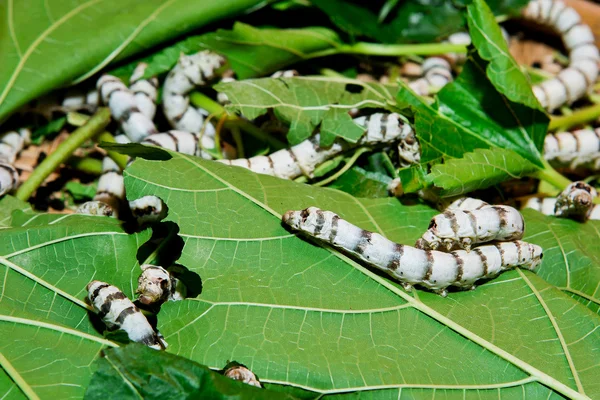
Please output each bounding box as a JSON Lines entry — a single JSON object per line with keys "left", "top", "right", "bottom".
{"left": 0, "top": 129, "right": 31, "bottom": 196}
{"left": 524, "top": 0, "right": 600, "bottom": 111}
{"left": 544, "top": 129, "right": 600, "bottom": 171}
{"left": 93, "top": 134, "right": 131, "bottom": 213}
{"left": 75, "top": 201, "right": 114, "bottom": 217}
{"left": 162, "top": 50, "right": 226, "bottom": 159}
{"left": 415, "top": 205, "right": 525, "bottom": 251}
{"left": 223, "top": 365, "right": 262, "bottom": 388}
{"left": 97, "top": 75, "right": 158, "bottom": 142}
{"left": 136, "top": 265, "right": 186, "bottom": 306}
{"left": 270, "top": 70, "right": 299, "bottom": 78}
{"left": 283, "top": 207, "right": 543, "bottom": 296}
{"left": 554, "top": 181, "right": 597, "bottom": 220}
{"left": 86, "top": 280, "right": 167, "bottom": 350}
{"left": 522, "top": 193, "right": 600, "bottom": 221}
{"left": 442, "top": 197, "right": 490, "bottom": 211}
{"left": 408, "top": 57, "right": 453, "bottom": 96}
{"left": 128, "top": 195, "right": 168, "bottom": 225}
{"left": 219, "top": 113, "right": 415, "bottom": 179}
{"left": 141, "top": 130, "right": 201, "bottom": 157}
{"left": 0, "top": 163, "right": 18, "bottom": 197}
{"left": 129, "top": 62, "right": 159, "bottom": 119}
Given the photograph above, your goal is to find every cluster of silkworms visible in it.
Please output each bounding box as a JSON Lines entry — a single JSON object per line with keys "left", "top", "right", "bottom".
{"left": 85, "top": 263, "right": 185, "bottom": 349}
{"left": 283, "top": 204, "right": 542, "bottom": 297}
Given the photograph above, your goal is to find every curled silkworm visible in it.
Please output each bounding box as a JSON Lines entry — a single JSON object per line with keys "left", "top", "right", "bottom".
{"left": 415, "top": 205, "right": 525, "bottom": 251}
{"left": 0, "top": 129, "right": 31, "bottom": 196}
{"left": 141, "top": 130, "right": 201, "bottom": 156}
{"left": 524, "top": 0, "right": 600, "bottom": 111}
{"left": 283, "top": 207, "right": 543, "bottom": 296}
{"left": 97, "top": 75, "right": 158, "bottom": 142}
{"left": 544, "top": 129, "right": 600, "bottom": 171}
{"left": 136, "top": 264, "right": 186, "bottom": 306}
{"left": 129, "top": 195, "right": 168, "bottom": 225}
{"left": 219, "top": 113, "right": 415, "bottom": 179}
{"left": 223, "top": 364, "right": 262, "bottom": 388}
{"left": 554, "top": 181, "right": 597, "bottom": 220}
{"left": 86, "top": 280, "right": 167, "bottom": 350}
{"left": 129, "top": 63, "right": 159, "bottom": 119}
{"left": 162, "top": 50, "right": 227, "bottom": 158}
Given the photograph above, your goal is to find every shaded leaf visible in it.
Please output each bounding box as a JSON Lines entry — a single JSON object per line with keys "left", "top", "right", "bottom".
{"left": 0, "top": 196, "right": 30, "bottom": 228}
{"left": 428, "top": 148, "right": 538, "bottom": 196}
{"left": 0, "top": 0, "right": 264, "bottom": 123}
{"left": 217, "top": 77, "right": 397, "bottom": 144}
{"left": 31, "top": 117, "right": 67, "bottom": 145}
{"left": 85, "top": 344, "right": 297, "bottom": 400}
{"left": 327, "top": 166, "right": 392, "bottom": 198}
{"left": 65, "top": 181, "right": 97, "bottom": 202}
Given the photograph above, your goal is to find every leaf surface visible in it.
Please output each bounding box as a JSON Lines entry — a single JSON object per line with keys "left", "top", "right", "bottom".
{"left": 0, "top": 0, "right": 263, "bottom": 123}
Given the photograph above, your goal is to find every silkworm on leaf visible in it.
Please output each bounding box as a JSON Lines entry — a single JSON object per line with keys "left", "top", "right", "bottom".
{"left": 76, "top": 201, "right": 114, "bottom": 217}
{"left": 223, "top": 363, "right": 262, "bottom": 388}
{"left": 523, "top": 196, "right": 600, "bottom": 220}
{"left": 136, "top": 264, "right": 186, "bottom": 306}
{"left": 0, "top": 128, "right": 31, "bottom": 196}
{"left": 141, "top": 130, "right": 201, "bottom": 157}
{"left": 554, "top": 181, "right": 597, "bottom": 220}
{"left": 283, "top": 207, "right": 543, "bottom": 296}
{"left": 128, "top": 195, "right": 168, "bottom": 225}
{"left": 442, "top": 197, "right": 489, "bottom": 212}
{"left": 86, "top": 280, "right": 167, "bottom": 350}
{"left": 544, "top": 128, "right": 600, "bottom": 171}
{"left": 415, "top": 205, "right": 525, "bottom": 251}
{"left": 129, "top": 62, "right": 158, "bottom": 119}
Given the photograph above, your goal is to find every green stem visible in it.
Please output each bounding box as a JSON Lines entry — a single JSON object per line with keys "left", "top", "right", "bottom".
{"left": 231, "top": 126, "right": 245, "bottom": 158}
{"left": 16, "top": 108, "right": 111, "bottom": 201}
{"left": 66, "top": 156, "right": 103, "bottom": 175}
{"left": 319, "top": 68, "right": 347, "bottom": 78}
{"left": 532, "top": 161, "right": 572, "bottom": 190}
{"left": 309, "top": 42, "right": 468, "bottom": 59}
{"left": 314, "top": 148, "right": 369, "bottom": 187}
{"left": 96, "top": 131, "right": 129, "bottom": 170}
{"left": 190, "top": 91, "right": 287, "bottom": 150}
{"left": 549, "top": 103, "right": 600, "bottom": 131}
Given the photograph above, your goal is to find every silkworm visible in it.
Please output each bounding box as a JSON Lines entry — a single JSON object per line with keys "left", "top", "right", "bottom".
{"left": 415, "top": 205, "right": 525, "bottom": 251}
{"left": 555, "top": 181, "right": 597, "bottom": 220}
{"left": 443, "top": 197, "right": 490, "bottom": 211}
{"left": 136, "top": 265, "right": 186, "bottom": 306}
{"left": 61, "top": 87, "right": 100, "bottom": 112}
{"left": 93, "top": 134, "right": 131, "bottom": 212}
{"left": 97, "top": 75, "right": 158, "bottom": 143}
{"left": 129, "top": 62, "right": 159, "bottom": 119}
{"left": 0, "top": 129, "right": 31, "bottom": 196}
{"left": 128, "top": 195, "right": 168, "bottom": 225}
{"left": 141, "top": 130, "right": 201, "bottom": 157}
{"left": 271, "top": 70, "right": 299, "bottom": 78}
{"left": 162, "top": 50, "right": 227, "bottom": 159}
{"left": 86, "top": 280, "right": 167, "bottom": 350}
{"left": 283, "top": 207, "right": 543, "bottom": 296}
{"left": 219, "top": 113, "right": 416, "bottom": 179}
{"left": 75, "top": 201, "right": 114, "bottom": 217}
{"left": 223, "top": 365, "right": 262, "bottom": 388}
{"left": 408, "top": 57, "right": 454, "bottom": 96}
{"left": 524, "top": 0, "right": 600, "bottom": 111}
{"left": 544, "top": 128, "right": 600, "bottom": 171}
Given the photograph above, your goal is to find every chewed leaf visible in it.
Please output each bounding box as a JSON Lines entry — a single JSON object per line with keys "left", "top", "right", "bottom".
{"left": 217, "top": 77, "right": 398, "bottom": 144}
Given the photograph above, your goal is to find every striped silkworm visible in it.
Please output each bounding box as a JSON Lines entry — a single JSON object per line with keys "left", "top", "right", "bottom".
{"left": 86, "top": 280, "right": 167, "bottom": 350}
{"left": 0, "top": 129, "right": 31, "bottom": 196}
{"left": 97, "top": 75, "right": 158, "bottom": 142}
{"left": 523, "top": 196, "right": 600, "bottom": 220}
{"left": 128, "top": 195, "right": 168, "bottom": 225}
{"left": 129, "top": 63, "right": 159, "bottom": 119}
{"left": 219, "top": 113, "right": 416, "bottom": 179}
{"left": 544, "top": 128, "right": 600, "bottom": 171}
{"left": 555, "top": 181, "right": 597, "bottom": 220}
{"left": 283, "top": 207, "right": 543, "bottom": 296}
{"left": 141, "top": 130, "right": 202, "bottom": 157}
{"left": 415, "top": 205, "right": 525, "bottom": 251}
{"left": 61, "top": 87, "right": 100, "bottom": 112}
{"left": 524, "top": 0, "right": 600, "bottom": 111}
{"left": 162, "top": 50, "right": 227, "bottom": 159}
{"left": 75, "top": 201, "right": 114, "bottom": 217}
{"left": 442, "top": 197, "right": 490, "bottom": 211}
{"left": 408, "top": 57, "right": 454, "bottom": 96}
{"left": 136, "top": 265, "right": 186, "bottom": 306}
{"left": 93, "top": 134, "right": 131, "bottom": 213}
{"left": 223, "top": 364, "right": 262, "bottom": 388}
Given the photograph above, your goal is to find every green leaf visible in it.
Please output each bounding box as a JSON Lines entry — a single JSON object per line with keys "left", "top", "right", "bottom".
{"left": 119, "top": 152, "right": 599, "bottom": 399}
{"left": 65, "top": 181, "right": 97, "bottom": 202}
{"left": 428, "top": 148, "right": 538, "bottom": 196}
{"left": 31, "top": 117, "right": 67, "bottom": 145}
{"left": 327, "top": 166, "right": 392, "bottom": 198}
{"left": 397, "top": 54, "right": 548, "bottom": 170}
{"left": 0, "top": 0, "right": 264, "bottom": 123}
{"left": 217, "top": 77, "right": 397, "bottom": 144}
{"left": 85, "top": 344, "right": 298, "bottom": 400}
{"left": 0, "top": 214, "right": 151, "bottom": 398}
{"left": 0, "top": 196, "right": 30, "bottom": 228}
{"left": 467, "top": 0, "right": 544, "bottom": 111}
{"left": 110, "top": 23, "right": 341, "bottom": 81}
{"left": 311, "top": 0, "right": 530, "bottom": 44}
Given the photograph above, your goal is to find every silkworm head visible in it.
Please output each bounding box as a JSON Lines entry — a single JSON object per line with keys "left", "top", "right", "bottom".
{"left": 282, "top": 210, "right": 302, "bottom": 230}
{"left": 137, "top": 265, "right": 171, "bottom": 305}
{"left": 527, "top": 244, "right": 544, "bottom": 271}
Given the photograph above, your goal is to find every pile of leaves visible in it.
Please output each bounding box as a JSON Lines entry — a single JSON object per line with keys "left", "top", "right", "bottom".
{"left": 1, "top": 0, "right": 599, "bottom": 399}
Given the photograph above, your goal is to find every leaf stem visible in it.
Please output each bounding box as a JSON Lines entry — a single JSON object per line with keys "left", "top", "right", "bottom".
{"left": 308, "top": 42, "right": 468, "bottom": 59}
{"left": 314, "top": 148, "right": 369, "bottom": 187}
{"left": 65, "top": 156, "right": 103, "bottom": 175}
{"left": 532, "top": 161, "right": 571, "bottom": 190}
{"left": 230, "top": 125, "right": 245, "bottom": 158}
{"left": 548, "top": 103, "right": 600, "bottom": 131}
{"left": 189, "top": 91, "right": 287, "bottom": 150}
{"left": 96, "top": 131, "right": 129, "bottom": 170}
{"left": 0, "top": 352, "right": 40, "bottom": 400}
{"left": 15, "top": 108, "right": 111, "bottom": 201}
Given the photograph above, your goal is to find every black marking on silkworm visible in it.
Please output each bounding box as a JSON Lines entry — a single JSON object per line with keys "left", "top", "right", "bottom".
{"left": 474, "top": 248, "right": 488, "bottom": 276}
{"left": 329, "top": 215, "right": 339, "bottom": 243}
{"left": 165, "top": 131, "right": 180, "bottom": 151}
{"left": 452, "top": 253, "right": 464, "bottom": 283}
{"left": 380, "top": 113, "right": 389, "bottom": 139}
{"left": 90, "top": 283, "right": 110, "bottom": 302}
{"left": 313, "top": 210, "right": 326, "bottom": 236}
{"left": 494, "top": 243, "right": 506, "bottom": 266}
{"left": 387, "top": 244, "right": 404, "bottom": 271}
{"left": 98, "top": 292, "right": 127, "bottom": 319}
{"left": 423, "top": 251, "right": 434, "bottom": 281}
{"left": 355, "top": 231, "right": 373, "bottom": 257}
{"left": 115, "top": 306, "right": 138, "bottom": 325}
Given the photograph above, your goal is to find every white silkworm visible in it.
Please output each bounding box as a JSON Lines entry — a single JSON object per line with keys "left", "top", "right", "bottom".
{"left": 86, "top": 280, "right": 167, "bottom": 350}
{"left": 128, "top": 195, "right": 168, "bottom": 225}
{"left": 129, "top": 63, "right": 159, "bottom": 119}
{"left": 61, "top": 87, "right": 100, "bottom": 112}
{"left": 97, "top": 75, "right": 158, "bottom": 142}
{"left": 75, "top": 201, "right": 114, "bottom": 217}
{"left": 524, "top": 0, "right": 600, "bottom": 111}
{"left": 443, "top": 197, "right": 490, "bottom": 211}
{"left": 415, "top": 205, "right": 525, "bottom": 251}
{"left": 141, "top": 130, "right": 201, "bottom": 156}
{"left": 216, "top": 76, "right": 237, "bottom": 105}
{"left": 0, "top": 128, "right": 31, "bottom": 196}
{"left": 223, "top": 365, "right": 262, "bottom": 388}
{"left": 93, "top": 134, "right": 131, "bottom": 213}
{"left": 283, "top": 207, "right": 543, "bottom": 296}
{"left": 162, "top": 50, "right": 227, "bottom": 159}
{"left": 271, "top": 70, "right": 299, "bottom": 78}
{"left": 136, "top": 264, "right": 186, "bottom": 306}
{"left": 408, "top": 57, "right": 454, "bottom": 96}
{"left": 544, "top": 129, "right": 600, "bottom": 171}
{"left": 555, "top": 181, "right": 597, "bottom": 220}
{"left": 218, "top": 113, "right": 416, "bottom": 179}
